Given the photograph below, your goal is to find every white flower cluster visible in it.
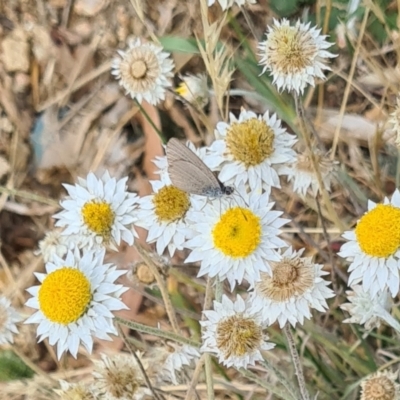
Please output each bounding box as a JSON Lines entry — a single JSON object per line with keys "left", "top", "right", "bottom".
{"left": 19, "top": 19, "right": 340, "bottom": 375}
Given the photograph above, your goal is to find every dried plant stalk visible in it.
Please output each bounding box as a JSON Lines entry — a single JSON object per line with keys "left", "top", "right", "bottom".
{"left": 197, "top": 0, "right": 235, "bottom": 118}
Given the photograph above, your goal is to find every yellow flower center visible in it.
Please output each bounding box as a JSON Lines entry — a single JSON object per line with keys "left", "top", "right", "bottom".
{"left": 267, "top": 26, "right": 317, "bottom": 74}
{"left": 226, "top": 118, "right": 275, "bottom": 168}
{"left": 212, "top": 208, "right": 261, "bottom": 258}
{"left": 217, "top": 315, "right": 262, "bottom": 357}
{"left": 175, "top": 82, "right": 189, "bottom": 97}
{"left": 81, "top": 201, "right": 115, "bottom": 239}
{"left": 355, "top": 204, "right": 400, "bottom": 258}
{"left": 38, "top": 268, "right": 92, "bottom": 325}
{"left": 153, "top": 185, "right": 190, "bottom": 222}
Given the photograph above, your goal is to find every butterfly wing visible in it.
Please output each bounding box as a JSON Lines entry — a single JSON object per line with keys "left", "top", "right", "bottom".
{"left": 166, "top": 138, "right": 222, "bottom": 196}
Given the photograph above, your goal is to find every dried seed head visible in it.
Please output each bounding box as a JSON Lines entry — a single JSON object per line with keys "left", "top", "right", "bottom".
{"left": 360, "top": 370, "right": 400, "bottom": 400}
{"left": 112, "top": 38, "right": 174, "bottom": 105}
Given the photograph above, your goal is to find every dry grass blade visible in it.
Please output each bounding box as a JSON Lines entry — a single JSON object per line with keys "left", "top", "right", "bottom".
{"left": 197, "top": 0, "right": 235, "bottom": 119}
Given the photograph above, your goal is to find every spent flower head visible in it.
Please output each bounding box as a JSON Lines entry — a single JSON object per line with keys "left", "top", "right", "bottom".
{"left": 112, "top": 37, "right": 174, "bottom": 105}
{"left": 201, "top": 294, "right": 274, "bottom": 369}
{"left": 258, "top": 19, "right": 336, "bottom": 94}
{"left": 54, "top": 171, "right": 138, "bottom": 251}
{"left": 55, "top": 380, "right": 97, "bottom": 400}
{"left": 0, "top": 296, "right": 22, "bottom": 345}
{"left": 338, "top": 189, "right": 400, "bottom": 298}
{"left": 93, "top": 353, "right": 151, "bottom": 400}
{"left": 160, "top": 344, "right": 200, "bottom": 385}
{"left": 278, "top": 150, "right": 336, "bottom": 196}
{"left": 184, "top": 190, "right": 289, "bottom": 290}
{"left": 25, "top": 248, "right": 128, "bottom": 359}
{"left": 341, "top": 285, "right": 393, "bottom": 330}
{"left": 360, "top": 370, "right": 400, "bottom": 400}
{"left": 206, "top": 109, "right": 297, "bottom": 194}
{"left": 249, "top": 247, "right": 334, "bottom": 327}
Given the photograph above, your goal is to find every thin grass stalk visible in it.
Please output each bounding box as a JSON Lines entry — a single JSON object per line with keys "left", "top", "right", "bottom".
{"left": 204, "top": 354, "right": 215, "bottom": 400}
{"left": 185, "top": 354, "right": 206, "bottom": 400}
{"left": 134, "top": 243, "right": 180, "bottom": 333}
{"left": 260, "top": 359, "right": 300, "bottom": 400}
{"left": 238, "top": 368, "right": 296, "bottom": 400}
{"left": 283, "top": 324, "right": 310, "bottom": 400}
{"left": 134, "top": 99, "right": 165, "bottom": 143}
{"left": 214, "top": 277, "right": 223, "bottom": 302}
{"left": 116, "top": 316, "right": 200, "bottom": 347}
{"left": 294, "top": 95, "right": 345, "bottom": 231}
{"left": 315, "top": 196, "right": 338, "bottom": 293}
{"left": 240, "top": 6, "right": 259, "bottom": 41}
{"left": 132, "top": 350, "right": 163, "bottom": 400}
{"left": 330, "top": 7, "right": 370, "bottom": 157}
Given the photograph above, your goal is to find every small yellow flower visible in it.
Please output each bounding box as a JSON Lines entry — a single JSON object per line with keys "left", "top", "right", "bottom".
{"left": 175, "top": 74, "right": 209, "bottom": 108}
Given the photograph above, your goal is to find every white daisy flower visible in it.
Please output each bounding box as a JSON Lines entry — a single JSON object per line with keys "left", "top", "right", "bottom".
{"left": 201, "top": 294, "right": 274, "bottom": 369}
{"left": 111, "top": 37, "right": 174, "bottom": 105}
{"left": 340, "top": 285, "right": 399, "bottom": 331}
{"left": 205, "top": 109, "right": 297, "bottom": 194}
{"left": 0, "top": 296, "right": 22, "bottom": 345}
{"left": 136, "top": 141, "right": 209, "bottom": 257}
{"left": 54, "top": 171, "right": 138, "bottom": 251}
{"left": 55, "top": 380, "right": 97, "bottom": 400}
{"left": 278, "top": 151, "right": 336, "bottom": 196}
{"left": 184, "top": 190, "right": 289, "bottom": 290}
{"left": 136, "top": 178, "right": 204, "bottom": 257}
{"left": 258, "top": 19, "right": 337, "bottom": 95}
{"left": 25, "top": 248, "right": 128, "bottom": 359}
{"left": 360, "top": 370, "right": 400, "bottom": 400}
{"left": 338, "top": 189, "right": 400, "bottom": 298}
{"left": 249, "top": 247, "right": 334, "bottom": 327}
{"left": 175, "top": 74, "right": 209, "bottom": 108}
{"left": 208, "top": 0, "right": 256, "bottom": 10}
{"left": 161, "top": 344, "right": 200, "bottom": 385}
{"left": 93, "top": 353, "right": 151, "bottom": 400}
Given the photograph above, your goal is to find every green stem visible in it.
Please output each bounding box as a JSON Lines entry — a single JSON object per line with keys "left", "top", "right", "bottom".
{"left": 283, "top": 324, "right": 310, "bottom": 400}
{"left": 116, "top": 316, "right": 200, "bottom": 348}
{"left": 239, "top": 368, "right": 296, "bottom": 399}
{"left": 204, "top": 354, "right": 215, "bottom": 400}
{"left": 214, "top": 277, "right": 223, "bottom": 303}
{"left": 260, "top": 359, "right": 300, "bottom": 400}
{"left": 134, "top": 99, "right": 165, "bottom": 143}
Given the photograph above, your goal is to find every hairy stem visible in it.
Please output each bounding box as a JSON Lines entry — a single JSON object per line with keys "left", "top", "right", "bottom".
{"left": 283, "top": 324, "right": 310, "bottom": 400}
{"left": 134, "top": 243, "right": 180, "bottom": 333}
